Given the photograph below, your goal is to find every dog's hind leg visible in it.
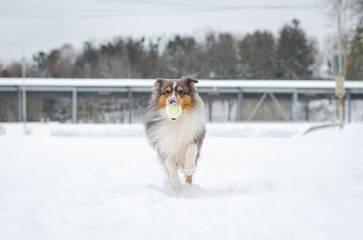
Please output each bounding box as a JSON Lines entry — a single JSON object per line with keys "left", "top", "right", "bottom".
{"left": 164, "top": 158, "right": 182, "bottom": 192}
{"left": 183, "top": 143, "right": 198, "bottom": 185}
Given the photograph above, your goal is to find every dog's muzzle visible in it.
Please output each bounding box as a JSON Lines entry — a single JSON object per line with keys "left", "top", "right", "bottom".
{"left": 169, "top": 99, "right": 177, "bottom": 106}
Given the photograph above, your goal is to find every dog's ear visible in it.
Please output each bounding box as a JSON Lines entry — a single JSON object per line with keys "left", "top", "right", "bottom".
{"left": 184, "top": 77, "right": 199, "bottom": 87}
{"left": 183, "top": 77, "right": 199, "bottom": 86}
{"left": 154, "top": 78, "right": 164, "bottom": 88}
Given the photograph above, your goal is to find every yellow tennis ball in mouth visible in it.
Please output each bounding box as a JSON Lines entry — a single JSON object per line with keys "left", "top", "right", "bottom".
{"left": 165, "top": 105, "right": 182, "bottom": 120}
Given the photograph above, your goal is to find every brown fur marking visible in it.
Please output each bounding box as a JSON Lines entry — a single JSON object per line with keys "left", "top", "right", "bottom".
{"left": 157, "top": 95, "right": 167, "bottom": 108}
{"left": 178, "top": 94, "right": 193, "bottom": 110}
{"left": 154, "top": 78, "right": 200, "bottom": 111}
{"left": 185, "top": 175, "right": 192, "bottom": 184}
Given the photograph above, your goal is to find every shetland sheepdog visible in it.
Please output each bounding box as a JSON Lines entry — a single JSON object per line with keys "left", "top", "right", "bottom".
{"left": 143, "top": 77, "right": 206, "bottom": 192}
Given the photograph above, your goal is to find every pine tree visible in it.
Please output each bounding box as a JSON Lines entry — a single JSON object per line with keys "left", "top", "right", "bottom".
{"left": 239, "top": 30, "right": 277, "bottom": 79}
{"left": 163, "top": 35, "right": 199, "bottom": 78}
{"left": 276, "top": 19, "right": 316, "bottom": 79}
{"left": 199, "top": 33, "right": 238, "bottom": 79}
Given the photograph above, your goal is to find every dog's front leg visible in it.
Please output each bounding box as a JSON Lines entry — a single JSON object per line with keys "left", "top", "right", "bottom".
{"left": 183, "top": 143, "right": 198, "bottom": 184}
{"left": 164, "top": 158, "right": 182, "bottom": 192}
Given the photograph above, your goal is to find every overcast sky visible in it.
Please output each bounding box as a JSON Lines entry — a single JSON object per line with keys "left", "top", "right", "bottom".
{"left": 0, "top": 0, "right": 337, "bottom": 64}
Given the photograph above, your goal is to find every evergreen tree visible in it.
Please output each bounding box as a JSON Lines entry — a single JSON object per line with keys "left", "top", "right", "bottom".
{"left": 239, "top": 30, "right": 277, "bottom": 79}
{"left": 76, "top": 41, "right": 99, "bottom": 78}
{"left": 33, "top": 51, "right": 49, "bottom": 77}
{"left": 276, "top": 19, "right": 316, "bottom": 79}
{"left": 163, "top": 35, "right": 199, "bottom": 78}
{"left": 97, "top": 38, "right": 130, "bottom": 78}
{"left": 33, "top": 45, "right": 76, "bottom": 78}
{"left": 199, "top": 33, "right": 238, "bottom": 79}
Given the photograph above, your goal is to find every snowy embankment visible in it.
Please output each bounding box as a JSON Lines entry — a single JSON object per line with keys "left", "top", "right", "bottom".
{"left": 0, "top": 123, "right": 363, "bottom": 239}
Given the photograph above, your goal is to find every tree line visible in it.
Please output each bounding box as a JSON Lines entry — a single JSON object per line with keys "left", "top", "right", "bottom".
{"left": 0, "top": 18, "right": 362, "bottom": 80}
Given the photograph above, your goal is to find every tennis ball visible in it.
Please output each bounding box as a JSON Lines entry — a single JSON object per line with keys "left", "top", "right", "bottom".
{"left": 165, "top": 105, "right": 182, "bottom": 120}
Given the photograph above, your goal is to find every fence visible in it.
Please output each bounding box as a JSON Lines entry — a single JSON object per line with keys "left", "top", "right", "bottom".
{"left": 1, "top": 78, "right": 363, "bottom": 123}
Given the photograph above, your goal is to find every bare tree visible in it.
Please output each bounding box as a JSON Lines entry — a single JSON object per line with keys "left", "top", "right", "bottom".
{"left": 3, "top": 62, "right": 22, "bottom": 77}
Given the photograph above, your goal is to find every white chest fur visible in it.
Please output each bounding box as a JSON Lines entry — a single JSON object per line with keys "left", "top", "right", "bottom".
{"left": 152, "top": 102, "right": 206, "bottom": 160}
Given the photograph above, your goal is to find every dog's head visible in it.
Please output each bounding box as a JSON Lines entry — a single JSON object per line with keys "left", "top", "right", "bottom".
{"left": 153, "top": 77, "right": 199, "bottom": 119}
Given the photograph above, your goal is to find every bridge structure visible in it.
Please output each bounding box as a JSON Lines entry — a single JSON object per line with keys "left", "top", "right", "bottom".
{"left": 1, "top": 78, "right": 363, "bottom": 123}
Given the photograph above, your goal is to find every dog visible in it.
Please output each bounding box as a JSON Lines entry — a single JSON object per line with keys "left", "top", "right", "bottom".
{"left": 143, "top": 77, "right": 206, "bottom": 192}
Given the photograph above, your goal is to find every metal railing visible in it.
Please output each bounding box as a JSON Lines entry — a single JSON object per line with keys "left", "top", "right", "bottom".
{"left": 1, "top": 78, "right": 363, "bottom": 123}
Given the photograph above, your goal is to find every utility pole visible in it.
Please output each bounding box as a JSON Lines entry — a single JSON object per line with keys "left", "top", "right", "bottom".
{"left": 8, "top": 40, "right": 28, "bottom": 134}
{"left": 335, "top": 0, "right": 345, "bottom": 129}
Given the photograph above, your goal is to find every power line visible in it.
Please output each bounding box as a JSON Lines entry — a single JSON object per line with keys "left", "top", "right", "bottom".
{"left": 0, "top": 4, "right": 317, "bottom": 18}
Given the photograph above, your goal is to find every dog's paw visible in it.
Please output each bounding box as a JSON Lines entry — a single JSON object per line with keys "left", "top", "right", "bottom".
{"left": 182, "top": 163, "right": 195, "bottom": 176}
{"left": 172, "top": 182, "right": 183, "bottom": 193}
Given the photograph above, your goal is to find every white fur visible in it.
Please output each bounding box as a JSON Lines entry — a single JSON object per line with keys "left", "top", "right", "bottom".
{"left": 147, "top": 95, "right": 205, "bottom": 191}
{"left": 164, "top": 157, "right": 183, "bottom": 192}
{"left": 150, "top": 96, "right": 205, "bottom": 161}
{"left": 144, "top": 83, "right": 206, "bottom": 191}
{"left": 168, "top": 81, "right": 178, "bottom": 106}
{"left": 183, "top": 143, "right": 198, "bottom": 176}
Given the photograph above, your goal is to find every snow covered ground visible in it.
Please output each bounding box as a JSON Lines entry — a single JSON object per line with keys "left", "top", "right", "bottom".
{"left": 1, "top": 122, "right": 363, "bottom": 240}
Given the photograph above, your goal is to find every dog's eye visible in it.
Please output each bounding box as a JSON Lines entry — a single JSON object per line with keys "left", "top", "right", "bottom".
{"left": 165, "top": 90, "right": 170, "bottom": 95}
{"left": 178, "top": 90, "right": 183, "bottom": 95}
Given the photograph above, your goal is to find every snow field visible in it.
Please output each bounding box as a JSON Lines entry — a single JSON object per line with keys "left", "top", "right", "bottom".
{"left": 0, "top": 123, "right": 363, "bottom": 240}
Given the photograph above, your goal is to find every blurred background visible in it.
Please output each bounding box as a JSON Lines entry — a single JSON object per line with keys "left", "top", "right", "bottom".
{"left": 0, "top": 0, "right": 362, "bottom": 123}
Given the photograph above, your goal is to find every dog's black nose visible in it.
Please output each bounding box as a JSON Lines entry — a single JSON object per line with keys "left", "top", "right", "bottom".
{"left": 169, "top": 99, "right": 177, "bottom": 106}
